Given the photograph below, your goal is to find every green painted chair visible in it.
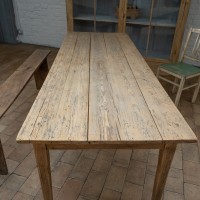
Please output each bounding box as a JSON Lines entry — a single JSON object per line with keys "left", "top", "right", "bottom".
{"left": 157, "top": 28, "right": 200, "bottom": 106}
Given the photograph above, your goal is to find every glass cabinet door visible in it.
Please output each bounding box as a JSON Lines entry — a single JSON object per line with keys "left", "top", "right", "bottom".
{"left": 96, "top": 0, "right": 119, "bottom": 23}
{"left": 152, "top": 0, "right": 181, "bottom": 27}
{"left": 73, "top": 0, "right": 95, "bottom": 31}
{"left": 126, "top": 0, "right": 181, "bottom": 60}
{"left": 147, "top": 27, "right": 175, "bottom": 59}
{"left": 126, "top": 24, "right": 149, "bottom": 56}
{"left": 126, "top": 0, "right": 152, "bottom": 25}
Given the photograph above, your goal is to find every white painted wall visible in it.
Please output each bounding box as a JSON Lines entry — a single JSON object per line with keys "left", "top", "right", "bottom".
{"left": 13, "top": 0, "right": 67, "bottom": 48}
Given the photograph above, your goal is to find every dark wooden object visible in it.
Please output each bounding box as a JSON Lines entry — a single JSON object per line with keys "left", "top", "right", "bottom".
{"left": 0, "top": 49, "right": 50, "bottom": 174}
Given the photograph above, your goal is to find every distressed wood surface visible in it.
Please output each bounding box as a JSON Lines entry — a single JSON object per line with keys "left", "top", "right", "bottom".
{"left": 0, "top": 49, "right": 50, "bottom": 118}
{"left": 117, "top": 33, "right": 197, "bottom": 143}
{"left": 16, "top": 33, "right": 197, "bottom": 144}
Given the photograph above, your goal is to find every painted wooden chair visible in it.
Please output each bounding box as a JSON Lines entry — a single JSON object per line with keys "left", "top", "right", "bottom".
{"left": 157, "top": 28, "right": 200, "bottom": 106}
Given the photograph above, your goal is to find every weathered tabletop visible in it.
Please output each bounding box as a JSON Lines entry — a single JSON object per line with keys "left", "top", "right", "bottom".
{"left": 16, "top": 33, "right": 197, "bottom": 200}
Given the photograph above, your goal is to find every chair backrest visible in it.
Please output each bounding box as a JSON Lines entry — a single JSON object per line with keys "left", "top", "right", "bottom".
{"left": 180, "top": 28, "right": 200, "bottom": 66}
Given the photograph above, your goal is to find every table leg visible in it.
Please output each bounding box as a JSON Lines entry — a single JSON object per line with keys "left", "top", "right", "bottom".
{"left": 33, "top": 144, "right": 53, "bottom": 200}
{"left": 151, "top": 143, "right": 176, "bottom": 200}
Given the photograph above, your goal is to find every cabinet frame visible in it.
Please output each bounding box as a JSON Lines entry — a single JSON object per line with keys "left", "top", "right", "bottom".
{"left": 65, "top": 0, "right": 191, "bottom": 67}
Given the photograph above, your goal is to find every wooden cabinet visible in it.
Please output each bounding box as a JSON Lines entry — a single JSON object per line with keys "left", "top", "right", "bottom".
{"left": 66, "top": 0, "right": 190, "bottom": 69}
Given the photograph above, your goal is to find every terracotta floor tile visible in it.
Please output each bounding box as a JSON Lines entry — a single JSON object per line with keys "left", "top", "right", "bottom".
{"left": 83, "top": 149, "right": 100, "bottom": 160}
{"left": 126, "top": 160, "right": 147, "bottom": 185}
{"left": 51, "top": 162, "right": 73, "bottom": 188}
{"left": 61, "top": 150, "right": 82, "bottom": 165}
{"left": 97, "top": 150, "right": 116, "bottom": 162}
{"left": 142, "top": 174, "right": 154, "bottom": 200}
{"left": 70, "top": 155, "right": 94, "bottom": 181}
{"left": 0, "top": 186, "right": 17, "bottom": 200}
{"left": 92, "top": 156, "right": 112, "bottom": 173}
{"left": 19, "top": 168, "right": 41, "bottom": 196}
{"left": 163, "top": 190, "right": 184, "bottom": 200}
{"left": 113, "top": 149, "right": 132, "bottom": 168}
{"left": 184, "top": 183, "right": 200, "bottom": 200}
{"left": 0, "top": 124, "right": 7, "bottom": 132}
{"left": 57, "top": 179, "right": 84, "bottom": 200}
{"left": 182, "top": 143, "right": 200, "bottom": 163}
{"left": 3, "top": 174, "right": 26, "bottom": 191}
{"left": 183, "top": 161, "right": 200, "bottom": 186}
{"left": 99, "top": 188, "right": 121, "bottom": 200}
{"left": 105, "top": 165, "right": 127, "bottom": 192}
{"left": 171, "top": 150, "right": 182, "bottom": 170}
{"left": 81, "top": 171, "right": 107, "bottom": 200}
{"left": 49, "top": 150, "right": 65, "bottom": 169}
{"left": 132, "top": 149, "right": 149, "bottom": 163}
{"left": 8, "top": 143, "right": 32, "bottom": 162}
{"left": 34, "top": 186, "right": 60, "bottom": 200}
{"left": 15, "top": 152, "right": 37, "bottom": 177}
{"left": 121, "top": 182, "right": 143, "bottom": 200}
{"left": 12, "top": 192, "right": 34, "bottom": 200}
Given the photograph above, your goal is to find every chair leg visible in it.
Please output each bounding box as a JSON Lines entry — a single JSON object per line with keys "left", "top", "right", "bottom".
{"left": 175, "top": 77, "right": 185, "bottom": 107}
{"left": 172, "top": 77, "right": 179, "bottom": 93}
{"left": 192, "top": 76, "right": 200, "bottom": 103}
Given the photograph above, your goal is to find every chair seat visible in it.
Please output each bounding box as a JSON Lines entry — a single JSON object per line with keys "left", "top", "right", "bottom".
{"left": 161, "top": 62, "right": 200, "bottom": 77}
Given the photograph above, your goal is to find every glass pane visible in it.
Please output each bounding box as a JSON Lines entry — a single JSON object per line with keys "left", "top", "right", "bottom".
{"left": 147, "top": 27, "right": 175, "bottom": 59}
{"left": 96, "top": 0, "right": 119, "bottom": 23}
{"left": 74, "top": 20, "right": 94, "bottom": 32}
{"left": 126, "top": 0, "right": 152, "bottom": 25}
{"left": 96, "top": 22, "right": 117, "bottom": 32}
{"left": 126, "top": 24, "right": 149, "bottom": 56}
{"left": 152, "top": 0, "right": 181, "bottom": 27}
{"left": 73, "top": 0, "right": 94, "bottom": 20}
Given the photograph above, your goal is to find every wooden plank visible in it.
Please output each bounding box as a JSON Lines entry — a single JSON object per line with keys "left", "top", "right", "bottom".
{"left": 88, "top": 33, "right": 162, "bottom": 144}
{"left": 17, "top": 33, "right": 90, "bottom": 143}
{"left": 117, "top": 33, "right": 197, "bottom": 142}
{"left": 0, "top": 49, "right": 50, "bottom": 118}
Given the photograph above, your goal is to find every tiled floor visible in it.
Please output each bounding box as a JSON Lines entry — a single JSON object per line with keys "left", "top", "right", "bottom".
{"left": 0, "top": 44, "right": 200, "bottom": 200}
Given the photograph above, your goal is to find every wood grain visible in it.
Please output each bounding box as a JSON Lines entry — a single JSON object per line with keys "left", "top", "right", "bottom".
{"left": 0, "top": 49, "right": 50, "bottom": 118}
{"left": 89, "top": 33, "right": 162, "bottom": 143}
{"left": 17, "top": 33, "right": 90, "bottom": 143}
{"left": 117, "top": 33, "right": 197, "bottom": 142}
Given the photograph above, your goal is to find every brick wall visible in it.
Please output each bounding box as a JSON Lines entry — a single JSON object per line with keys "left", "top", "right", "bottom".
{"left": 13, "top": 0, "right": 67, "bottom": 48}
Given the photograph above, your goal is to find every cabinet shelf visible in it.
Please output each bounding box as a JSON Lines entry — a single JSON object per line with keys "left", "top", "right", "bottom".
{"left": 74, "top": 14, "right": 118, "bottom": 23}
{"left": 96, "top": 15, "right": 118, "bottom": 23}
{"left": 126, "top": 18, "right": 176, "bottom": 27}
{"left": 74, "top": 14, "right": 94, "bottom": 21}
{"left": 151, "top": 19, "right": 176, "bottom": 27}
{"left": 126, "top": 18, "right": 150, "bottom": 26}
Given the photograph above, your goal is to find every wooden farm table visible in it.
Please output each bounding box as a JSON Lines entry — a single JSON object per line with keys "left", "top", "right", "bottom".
{"left": 17, "top": 33, "right": 197, "bottom": 200}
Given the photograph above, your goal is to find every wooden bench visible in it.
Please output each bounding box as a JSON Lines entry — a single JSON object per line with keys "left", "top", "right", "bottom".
{"left": 0, "top": 49, "right": 50, "bottom": 175}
